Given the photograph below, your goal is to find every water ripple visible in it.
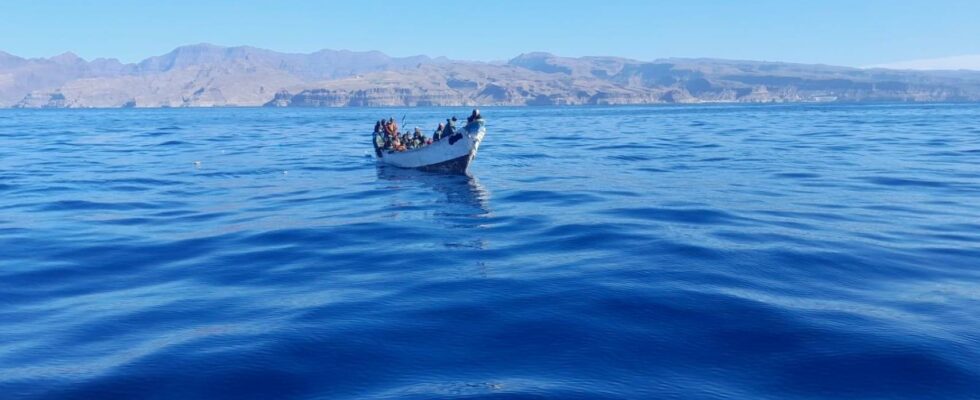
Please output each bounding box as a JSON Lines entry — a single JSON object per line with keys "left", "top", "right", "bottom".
{"left": 2, "top": 104, "right": 980, "bottom": 399}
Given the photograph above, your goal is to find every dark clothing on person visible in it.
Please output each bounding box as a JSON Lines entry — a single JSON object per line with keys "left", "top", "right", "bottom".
{"left": 444, "top": 118, "right": 456, "bottom": 136}
{"left": 463, "top": 109, "right": 483, "bottom": 131}
{"left": 433, "top": 123, "right": 445, "bottom": 141}
{"left": 467, "top": 109, "right": 482, "bottom": 124}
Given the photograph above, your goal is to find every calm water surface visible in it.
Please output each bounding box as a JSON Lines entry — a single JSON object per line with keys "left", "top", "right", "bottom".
{"left": 1, "top": 104, "right": 979, "bottom": 399}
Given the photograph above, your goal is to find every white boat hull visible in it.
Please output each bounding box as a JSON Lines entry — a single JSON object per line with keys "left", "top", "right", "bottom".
{"left": 377, "top": 124, "right": 486, "bottom": 174}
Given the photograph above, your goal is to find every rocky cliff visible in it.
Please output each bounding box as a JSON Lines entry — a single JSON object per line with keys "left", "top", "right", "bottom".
{"left": 4, "top": 44, "right": 980, "bottom": 108}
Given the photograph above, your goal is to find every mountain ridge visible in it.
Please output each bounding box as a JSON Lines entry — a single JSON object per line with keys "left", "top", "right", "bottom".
{"left": 3, "top": 44, "right": 980, "bottom": 108}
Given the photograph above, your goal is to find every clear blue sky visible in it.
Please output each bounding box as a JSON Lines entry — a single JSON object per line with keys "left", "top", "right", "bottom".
{"left": 2, "top": 0, "right": 978, "bottom": 66}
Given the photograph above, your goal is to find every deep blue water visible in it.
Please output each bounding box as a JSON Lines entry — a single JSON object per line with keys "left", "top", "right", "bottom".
{"left": 2, "top": 104, "right": 980, "bottom": 399}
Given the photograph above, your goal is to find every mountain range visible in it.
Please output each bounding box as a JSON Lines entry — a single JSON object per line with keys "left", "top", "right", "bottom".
{"left": 3, "top": 43, "right": 980, "bottom": 108}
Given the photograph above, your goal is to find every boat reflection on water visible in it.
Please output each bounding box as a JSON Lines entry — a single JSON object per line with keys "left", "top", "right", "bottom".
{"left": 375, "top": 165, "right": 493, "bottom": 276}
{"left": 374, "top": 164, "right": 491, "bottom": 221}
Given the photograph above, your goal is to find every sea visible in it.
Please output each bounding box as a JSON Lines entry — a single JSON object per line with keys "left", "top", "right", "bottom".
{"left": 1, "top": 104, "right": 979, "bottom": 399}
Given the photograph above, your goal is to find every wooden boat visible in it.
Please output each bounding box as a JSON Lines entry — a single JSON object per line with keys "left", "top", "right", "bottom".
{"left": 376, "top": 120, "right": 486, "bottom": 174}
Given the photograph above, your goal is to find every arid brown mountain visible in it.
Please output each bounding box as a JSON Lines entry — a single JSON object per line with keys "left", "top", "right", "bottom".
{"left": 0, "top": 50, "right": 127, "bottom": 106}
{"left": 3, "top": 44, "right": 443, "bottom": 108}
{"left": 4, "top": 44, "right": 980, "bottom": 108}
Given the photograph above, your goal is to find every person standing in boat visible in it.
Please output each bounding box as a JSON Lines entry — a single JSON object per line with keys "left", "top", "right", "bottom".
{"left": 373, "top": 121, "right": 385, "bottom": 156}
{"left": 385, "top": 117, "right": 398, "bottom": 138}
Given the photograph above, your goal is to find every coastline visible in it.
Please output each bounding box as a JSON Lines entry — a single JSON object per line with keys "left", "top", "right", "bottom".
{"left": 5, "top": 45, "right": 980, "bottom": 109}
{"left": 4, "top": 100, "right": 980, "bottom": 111}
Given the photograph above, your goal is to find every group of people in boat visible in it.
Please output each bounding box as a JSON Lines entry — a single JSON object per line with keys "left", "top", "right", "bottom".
{"left": 373, "top": 109, "right": 483, "bottom": 156}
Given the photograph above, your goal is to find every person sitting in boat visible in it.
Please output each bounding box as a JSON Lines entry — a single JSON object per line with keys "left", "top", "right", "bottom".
{"left": 443, "top": 118, "right": 456, "bottom": 137}
{"left": 401, "top": 133, "right": 413, "bottom": 149}
{"left": 391, "top": 133, "right": 405, "bottom": 152}
{"left": 466, "top": 109, "right": 484, "bottom": 130}
{"left": 433, "top": 122, "right": 445, "bottom": 141}
{"left": 469, "top": 109, "right": 483, "bottom": 126}
{"left": 413, "top": 127, "right": 427, "bottom": 147}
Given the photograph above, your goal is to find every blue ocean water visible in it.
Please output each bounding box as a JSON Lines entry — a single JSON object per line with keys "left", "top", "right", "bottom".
{"left": 1, "top": 104, "right": 979, "bottom": 399}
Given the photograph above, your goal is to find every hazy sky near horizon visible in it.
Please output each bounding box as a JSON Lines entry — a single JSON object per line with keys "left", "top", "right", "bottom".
{"left": 2, "top": 0, "right": 978, "bottom": 66}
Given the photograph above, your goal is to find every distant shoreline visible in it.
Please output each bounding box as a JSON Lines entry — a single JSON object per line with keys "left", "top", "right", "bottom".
{"left": 5, "top": 44, "right": 980, "bottom": 109}
{"left": 4, "top": 101, "right": 980, "bottom": 111}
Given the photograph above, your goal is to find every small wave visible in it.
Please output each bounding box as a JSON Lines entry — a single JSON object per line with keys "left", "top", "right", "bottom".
{"left": 4, "top": 104, "right": 980, "bottom": 399}
{"left": 504, "top": 152, "right": 554, "bottom": 159}
{"left": 606, "top": 154, "right": 651, "bottom": 161}
{"left": 602, "top": 206, "right": 745, "bottom": 225}
{"left": 37, "top": 200, "right": 179, "bottom": 211}
{"left": 499, "top": 190, "right": 603, "bottom": 205}
{"left": 589, "top": 144, "right": 658, "bottom": 150}
{"left": 861, "top": 176, "right": 954, "bottom": 188}
{"left": 772, "top": 172, "right": 821, "bottom": 179}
